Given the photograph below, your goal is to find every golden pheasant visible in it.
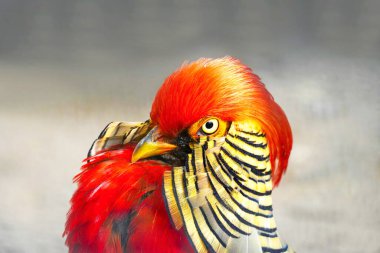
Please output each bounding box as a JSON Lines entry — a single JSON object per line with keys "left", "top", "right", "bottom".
{"left": 64, "top": 57, "right": 293, "bottom": 253}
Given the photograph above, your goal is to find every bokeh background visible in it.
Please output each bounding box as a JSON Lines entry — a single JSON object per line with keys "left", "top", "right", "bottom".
{"left": 0, "top": 1, "right": 379, "bottom": 252}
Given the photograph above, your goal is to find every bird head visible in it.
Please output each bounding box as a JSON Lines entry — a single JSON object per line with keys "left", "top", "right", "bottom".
{"left": 132, "top": 56, "right": 292, "bottom": 187}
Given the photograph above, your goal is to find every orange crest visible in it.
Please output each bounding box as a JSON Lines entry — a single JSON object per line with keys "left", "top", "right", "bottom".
{"left": 150, "top": 57, "right": 292, "bottom": 186}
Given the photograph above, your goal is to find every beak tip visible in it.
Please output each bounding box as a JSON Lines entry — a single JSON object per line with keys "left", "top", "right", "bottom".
{"left": 131, "top": 151, "right": 140, "bottom": 163}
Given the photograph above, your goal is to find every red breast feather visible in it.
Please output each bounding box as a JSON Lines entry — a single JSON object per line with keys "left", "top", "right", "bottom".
{"left": 64, "top": 146, "right": 193, "bottom": 253}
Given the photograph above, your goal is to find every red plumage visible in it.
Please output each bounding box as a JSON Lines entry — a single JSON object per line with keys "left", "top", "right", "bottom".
{"left": 64, "top": 146, "right": 193, "bottom": 253}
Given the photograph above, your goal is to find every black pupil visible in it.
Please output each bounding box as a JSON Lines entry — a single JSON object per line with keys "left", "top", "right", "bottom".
{"left": 205, "top": 122, "right": 214, "bottom": 129}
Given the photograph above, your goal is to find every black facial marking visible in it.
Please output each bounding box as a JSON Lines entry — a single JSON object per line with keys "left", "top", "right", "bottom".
{"left": 176, "top": 130, "right": 193, "bottom": 153}
{"left": 153, "top": 130, "right": 193, "bottom": 166}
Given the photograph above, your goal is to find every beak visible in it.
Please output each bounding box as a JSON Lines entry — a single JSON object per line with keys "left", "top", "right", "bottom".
{"left": 131, "top": 126, "right": 177, "bottom": 163}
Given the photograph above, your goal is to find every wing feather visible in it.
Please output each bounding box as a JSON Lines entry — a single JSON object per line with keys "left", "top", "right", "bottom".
{"left": 88, "top": 121, "right": 151, "bottom": 157}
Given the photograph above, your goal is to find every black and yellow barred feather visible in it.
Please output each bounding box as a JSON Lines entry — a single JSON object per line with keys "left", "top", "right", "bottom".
{"left": 163, "top": 121, "right": 292, "bottom": 253}
{"left": 88, "top": 120, "right": 152, "bottom": 157}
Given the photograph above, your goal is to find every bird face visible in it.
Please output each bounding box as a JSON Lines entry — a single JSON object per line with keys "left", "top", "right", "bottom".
{"left": 132, "top": 57, "right": 292, "bottom": 187}
{"left": 131, "top": 117, "right": 231, "bottom": 166}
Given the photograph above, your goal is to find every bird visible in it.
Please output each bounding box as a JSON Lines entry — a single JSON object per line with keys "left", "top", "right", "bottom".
{"left": 64, "top": 57, "right": 293, "bottom": 253}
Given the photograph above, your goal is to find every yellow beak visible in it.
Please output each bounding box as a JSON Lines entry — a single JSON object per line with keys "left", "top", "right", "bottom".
{"left": 131, "top": 126, "right": 177, "bottom": 162}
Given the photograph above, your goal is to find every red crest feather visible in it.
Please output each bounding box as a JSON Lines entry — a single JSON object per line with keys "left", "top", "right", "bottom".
{"left": 151, "top": 57, "right": 292, "bottom": 186}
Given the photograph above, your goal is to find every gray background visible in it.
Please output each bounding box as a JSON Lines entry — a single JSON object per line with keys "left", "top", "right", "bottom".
{"left": 0, "top": 0, "right": 379, "bottom": 252}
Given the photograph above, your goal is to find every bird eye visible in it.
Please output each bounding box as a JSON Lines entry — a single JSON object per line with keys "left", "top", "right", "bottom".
{"left": 201, "top": 119, "right": 219, "bottom": 135}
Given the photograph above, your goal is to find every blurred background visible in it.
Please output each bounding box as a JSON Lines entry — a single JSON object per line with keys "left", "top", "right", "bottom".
{"left": 0, "top": 0, "right": 379, "bottom": 252}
